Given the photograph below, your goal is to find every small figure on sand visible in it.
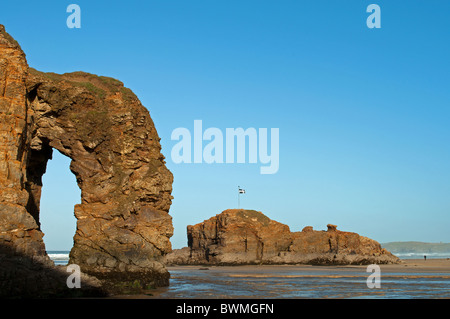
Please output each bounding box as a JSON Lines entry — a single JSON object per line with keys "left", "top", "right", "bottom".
{"left": 424, "top": 255, "right": 427, "bottom": 261}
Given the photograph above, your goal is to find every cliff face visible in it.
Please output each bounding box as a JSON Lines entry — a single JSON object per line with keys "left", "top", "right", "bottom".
{"left": 0, "top": 25, "right": 173, "bottom": 295}
{"left": 165, "top": 209, "right": 399, "bottom": 265}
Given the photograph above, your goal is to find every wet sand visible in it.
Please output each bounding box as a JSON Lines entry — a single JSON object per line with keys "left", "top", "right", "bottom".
{"left": 168, "top": 258, "right": 450, "bottom": 274}
{"left": 110, "top": 259, "right": 450, "bottom": 299}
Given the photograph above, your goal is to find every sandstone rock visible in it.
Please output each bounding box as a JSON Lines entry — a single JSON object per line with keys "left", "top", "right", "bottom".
{"left": 164, "top": 209, "right": 400, "bottom": 266}
{"left": 186, "top": 209, "right": 292, "bottom": 265}
{"left": 327, "top": 224, "right": 337, "bottom": 232}
{"left": 302, "top": 226, "right": 313, "bottom": 232}
{"left": 0, "top": 25, "right": 174, "bottom": 296}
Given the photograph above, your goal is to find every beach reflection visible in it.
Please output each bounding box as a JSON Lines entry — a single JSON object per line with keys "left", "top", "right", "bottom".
{"left": 153, "top": 262, "right": 450, "bottom": 299}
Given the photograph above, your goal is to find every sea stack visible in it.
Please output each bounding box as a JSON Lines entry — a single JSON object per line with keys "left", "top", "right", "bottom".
{"left": 165, "top": 209, "right": 400, "bottom": 265}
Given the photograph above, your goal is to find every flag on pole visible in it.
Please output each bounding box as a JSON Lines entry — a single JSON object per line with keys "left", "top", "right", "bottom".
{"left": 238, "top": 186, "right": 245, "bottom": 208}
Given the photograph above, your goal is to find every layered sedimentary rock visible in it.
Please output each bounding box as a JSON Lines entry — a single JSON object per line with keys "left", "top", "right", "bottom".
{"left": 165, "top": 209, "right": 399, "bottom": 265}
{"left": 0, "top": 25, "right": 173, "bottom": 296}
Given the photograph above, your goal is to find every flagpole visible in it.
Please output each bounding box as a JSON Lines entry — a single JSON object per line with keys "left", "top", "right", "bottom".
{"left": 238, "top": 186, "right": 240, "bottom": 209}
{"left": 238, "top": 186, "right": 245, "bottom": 209}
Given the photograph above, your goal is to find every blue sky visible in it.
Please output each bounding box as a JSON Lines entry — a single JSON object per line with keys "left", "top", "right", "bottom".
{"left": 2, "top": 1, "right": 449, "bottom": 250}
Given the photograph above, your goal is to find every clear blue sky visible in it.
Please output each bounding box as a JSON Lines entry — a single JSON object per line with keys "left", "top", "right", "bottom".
{"left": 2, "top": 1, "right": 449, "bottom": 250}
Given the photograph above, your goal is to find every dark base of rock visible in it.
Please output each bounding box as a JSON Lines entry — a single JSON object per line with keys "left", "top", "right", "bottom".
{"left": 165, "top": 248, "right": 399, "bottom": 266}
{"left": 0, "top": 260, "right": 170, "bottom": 298}
{"left": 0, "top": 245, "right": 169, "bottom": 298}
{"left": 0, "top": 252, "right": 107, "bottom": 298}
{"left": 85, "top": 269, "right": 170, "bottom": 295}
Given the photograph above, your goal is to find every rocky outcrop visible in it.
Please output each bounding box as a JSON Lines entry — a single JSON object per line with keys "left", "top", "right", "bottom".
{"left": 0, "top": 25, "right": 173, "bottom": 296}
{"left": 165, "top": 209, "right": 400, "bottom": 265}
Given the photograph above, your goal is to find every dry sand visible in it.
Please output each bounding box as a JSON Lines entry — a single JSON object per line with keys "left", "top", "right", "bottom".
{"left": 380, "top": 258, "right": 450, "bottom": 273}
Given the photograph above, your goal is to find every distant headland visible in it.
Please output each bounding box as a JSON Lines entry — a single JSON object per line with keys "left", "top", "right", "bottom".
{"left": 381, "top": 242, "right": 450, "bottom": 259}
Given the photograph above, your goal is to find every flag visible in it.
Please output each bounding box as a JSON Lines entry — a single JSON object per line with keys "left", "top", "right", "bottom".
{"left": 239, "top": 188, "right": 246, "bottom": 194}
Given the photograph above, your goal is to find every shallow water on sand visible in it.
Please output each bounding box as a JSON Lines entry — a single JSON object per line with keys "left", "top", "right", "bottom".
{"left": 47, "top": 253, "right": 450, "bottom": 299}
{"left": 154, "top": 264, "right": 450, "bottom": 299}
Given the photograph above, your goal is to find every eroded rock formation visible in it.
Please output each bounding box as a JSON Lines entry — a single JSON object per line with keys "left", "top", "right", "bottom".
{"left": 165, "top": 209, "right": 399, "bottom": 265}
{"left": 0, "top": 25, "right": 173, "bottom": 296}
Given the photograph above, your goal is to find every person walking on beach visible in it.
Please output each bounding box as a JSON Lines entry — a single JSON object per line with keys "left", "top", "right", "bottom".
{"left": 424, "top": 255, "right": 427, "bottom": 261}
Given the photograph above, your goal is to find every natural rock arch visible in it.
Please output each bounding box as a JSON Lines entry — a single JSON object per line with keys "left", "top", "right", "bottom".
{"left": 0, "top": 25, "right": 174, "bottom": 290}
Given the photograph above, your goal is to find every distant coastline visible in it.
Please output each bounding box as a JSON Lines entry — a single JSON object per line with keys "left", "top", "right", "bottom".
{"left": 382, "top": 242, "right": 450, "bottom": 259}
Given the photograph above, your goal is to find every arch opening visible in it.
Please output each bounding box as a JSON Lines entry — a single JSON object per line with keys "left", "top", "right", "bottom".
{"left": 37, "top": 149, "right": 79, "bottom": 265}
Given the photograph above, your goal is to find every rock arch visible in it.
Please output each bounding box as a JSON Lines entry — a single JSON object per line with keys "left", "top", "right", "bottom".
{"left": 0, "top": 25, "right": 174, "bottom": 290}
